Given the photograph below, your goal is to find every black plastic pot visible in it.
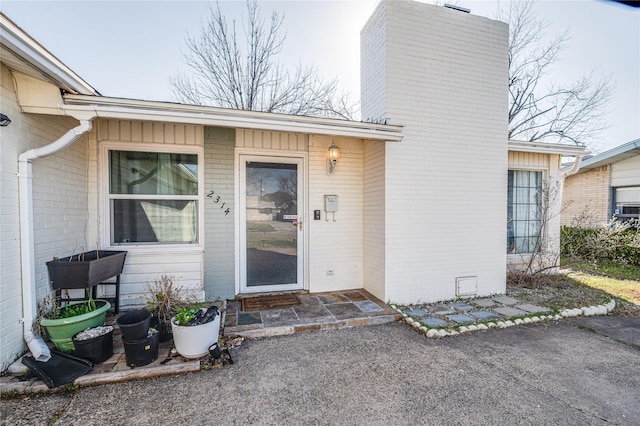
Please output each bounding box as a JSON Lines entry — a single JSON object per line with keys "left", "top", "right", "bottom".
{"left": 122, "top": 331, "right": 160, "bottom": 367}
{"left": 72, "top": 328, "right": 114, "bottom": 364}
{"left": 117, "top": 309, "right": 152, "bottom": 340}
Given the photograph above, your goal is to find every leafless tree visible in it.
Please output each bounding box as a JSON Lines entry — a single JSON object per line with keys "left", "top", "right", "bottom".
{"left": 501, "top": 0, "right": 613, "bottom": 146}
{"left": 171, "top": 0, "right": 357, "bottom": 120}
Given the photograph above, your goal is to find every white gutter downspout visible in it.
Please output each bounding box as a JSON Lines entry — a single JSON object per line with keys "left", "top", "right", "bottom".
{"left": 561, "top": 154, "right": 585, "bottom": 180}
{"left": 18, "top": 119, "right": 94, "bottom": 361}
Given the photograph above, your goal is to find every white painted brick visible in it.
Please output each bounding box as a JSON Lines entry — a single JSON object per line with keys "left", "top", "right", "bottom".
{"left": 1, "top": 64, "right": 91, "bottom": 370}
{"left": 361, "top": 1, "right": 509, "bottom": 304}
{"left": 308, "top": 136, "right": 365, "bottom": 292}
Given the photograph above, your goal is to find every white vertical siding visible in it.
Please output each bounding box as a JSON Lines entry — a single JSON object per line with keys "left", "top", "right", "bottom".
{"left": 611, "top": 155, "right": 640, "bottom": 187}
{"left": 97, "top": 120, "right": 203, "bottom": 146}
{"left": 361, "top": 1, "right": 509, "bottom": 304}
{"left": 308, "top": 136, "right": 364, "bottom": 292}
{"left": 235, "top": 129, "right": 309, "bottom": 151}
{"left": 508, "top": 151, "right": 551, "bottom": 169}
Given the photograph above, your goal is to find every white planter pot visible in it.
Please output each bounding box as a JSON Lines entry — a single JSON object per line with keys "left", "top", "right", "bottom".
{"left": 171, "top": 312, "right": 220, "bottom": 359}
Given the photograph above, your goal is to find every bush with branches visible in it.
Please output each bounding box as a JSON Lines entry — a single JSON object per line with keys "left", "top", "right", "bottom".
{"left": 561, "top": 218, "right": 640, "bottom": 266}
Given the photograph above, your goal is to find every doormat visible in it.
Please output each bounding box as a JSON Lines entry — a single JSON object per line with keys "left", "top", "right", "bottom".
{"left": 241, "top": 294, "right": 302, "bottom": 311}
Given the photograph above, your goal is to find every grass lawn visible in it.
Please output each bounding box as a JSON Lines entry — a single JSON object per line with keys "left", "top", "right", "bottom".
{"left": 565, "top": 271, "right": 640, "bottom": 305}
{"left": 247, "top": 238, "right": 296, "bottom": 249}
{"left": 561, "top": 259, "right": 640, "bottom": 281}
{"left": 247, "top": 222, "right": 276, "bottom": 232}
{"left": 507, "top": 261, "right": 640, "bottom": 317}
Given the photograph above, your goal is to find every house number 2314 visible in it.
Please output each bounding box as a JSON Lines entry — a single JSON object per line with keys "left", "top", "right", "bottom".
{"left": 206, "top": 190, "right": 231, "bottom": 216}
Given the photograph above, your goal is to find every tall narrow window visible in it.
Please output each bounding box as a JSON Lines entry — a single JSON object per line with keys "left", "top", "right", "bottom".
{"left": 109, "top": 150, "right": 199, "bottom": 245}
{"left": 507, "top": 170, "right": 542, "bottom": 254}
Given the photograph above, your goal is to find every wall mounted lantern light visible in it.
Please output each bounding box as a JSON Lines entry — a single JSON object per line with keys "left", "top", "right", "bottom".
{"left": 327, "top": 139, "right": 340, "bottom": 176}
{"left": 0, "top": 114, "right": 11, "bottom": 127}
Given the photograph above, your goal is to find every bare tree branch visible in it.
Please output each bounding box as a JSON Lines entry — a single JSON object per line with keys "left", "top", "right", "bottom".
{"left": 501, "top": 0, "right": 613, "bottom": 148}
{"left": 171, "top": 0, "right": 357, "bottom": 120}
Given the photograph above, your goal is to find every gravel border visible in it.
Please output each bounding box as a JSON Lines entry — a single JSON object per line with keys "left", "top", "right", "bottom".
{"left": 393, "top": 299, "right": 616, "bottom": 338}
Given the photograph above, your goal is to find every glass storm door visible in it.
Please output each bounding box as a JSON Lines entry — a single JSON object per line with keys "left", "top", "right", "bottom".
{"left": 239, "top": 156, "right": 304, "bottom": 293}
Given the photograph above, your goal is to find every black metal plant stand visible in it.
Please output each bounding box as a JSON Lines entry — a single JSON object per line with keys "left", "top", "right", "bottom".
{"left": 47, "top": 250, "right": 127, "bottom": 313}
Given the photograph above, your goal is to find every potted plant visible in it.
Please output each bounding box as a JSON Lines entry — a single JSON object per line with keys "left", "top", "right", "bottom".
{"left": 171, "top": 305, "right": 221, "bottom": 359}
{"left": 39, "top": 294, "right": 111, "bottom": 352}
{"left": 145, "top": 275, "right": 190, "bottom": 342}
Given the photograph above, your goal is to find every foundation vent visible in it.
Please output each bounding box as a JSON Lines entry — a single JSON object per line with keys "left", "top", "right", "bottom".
{"left": 456, "top": 276, "right": 478, "bottom": 297}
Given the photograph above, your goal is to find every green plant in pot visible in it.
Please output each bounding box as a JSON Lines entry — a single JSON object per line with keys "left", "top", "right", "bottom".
{"left": 171, "top": 304, "right": 221, "bottom": 359}
{"left": 39, "top": 291, "right": 111, "bottom": 353}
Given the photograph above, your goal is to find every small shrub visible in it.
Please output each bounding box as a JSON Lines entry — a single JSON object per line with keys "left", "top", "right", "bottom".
{"left": 145, "top": 275, "right": 193, "bottom": 321}
{"left": 561, "top": 219, "right": 640, "bottom": 266}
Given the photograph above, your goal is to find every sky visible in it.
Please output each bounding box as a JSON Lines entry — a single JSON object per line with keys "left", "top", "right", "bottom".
{"left": 2, "top": 0, "right": 638, "bottom": 153}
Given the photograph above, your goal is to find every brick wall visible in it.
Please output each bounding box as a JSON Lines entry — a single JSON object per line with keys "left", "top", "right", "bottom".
{"left": 308, "top": 136, "right": 365, "bottom": 293}
{"left": 1, "top": 64, "right": 89, "bottom": 370}
{"left": 204, "top": 127, "right": 236, "bottom": 300}
{"left": 363, "top": 141, "right": 386, "bottom": 300}
{"left": 562, "top": 166, "right": 611, "bottom": 227}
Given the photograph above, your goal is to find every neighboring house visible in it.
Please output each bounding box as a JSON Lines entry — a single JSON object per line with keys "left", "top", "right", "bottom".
{"left": 562, "top": 139, "right": 640, "bottom": 227}
{"left": 0, "top": 1, "right": 585, "bottom": 370}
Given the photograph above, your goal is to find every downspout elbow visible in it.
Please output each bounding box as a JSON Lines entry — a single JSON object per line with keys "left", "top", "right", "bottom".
{"left": 19, "top": 119, "right": 93, "bottom": 163}
{"left": 561, "top": 154, "right": 584, "bottom": 180}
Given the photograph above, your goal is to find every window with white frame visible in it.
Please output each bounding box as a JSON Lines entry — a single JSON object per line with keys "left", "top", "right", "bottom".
{"left": 613, "top": 186, "right": 640, "bottom": 225}
{"left": 507, "top": 170, "right": 542, "bottom": 254}
{"left": 108, "top": 149, "right": 199, "bottom": 245}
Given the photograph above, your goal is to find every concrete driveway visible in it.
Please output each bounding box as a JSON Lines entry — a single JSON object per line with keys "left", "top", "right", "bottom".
{"left": 2, "top": 321, "right": 639, "bottom": 425}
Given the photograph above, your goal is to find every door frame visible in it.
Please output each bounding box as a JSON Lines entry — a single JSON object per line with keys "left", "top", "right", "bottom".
{"left": 234, "top": 149, "right": 308, "bottom": 295}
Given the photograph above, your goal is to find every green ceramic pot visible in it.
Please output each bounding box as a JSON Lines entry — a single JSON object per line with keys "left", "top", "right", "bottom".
{"left": 40, "top": 300, "right": 111, "bottom": 352}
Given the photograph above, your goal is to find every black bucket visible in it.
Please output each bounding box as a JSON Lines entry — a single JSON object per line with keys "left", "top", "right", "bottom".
{"left": 117, "top": 309, "right": 152, "bottom": 340}
{"left": 151, "top": 316, "right": 173, "bottom": 343}
{"left": 73, "top": 328, "right": 114, "bottom": 364}
{"left": 122, "top": 330, "right": 159, "bottom": 367}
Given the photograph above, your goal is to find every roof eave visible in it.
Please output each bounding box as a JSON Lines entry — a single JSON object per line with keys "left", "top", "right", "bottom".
{"left": 508, "top": 140, "right": 589, "bottom": 156}
{"left": 578, "top": 138, "right": 640, "bottom": 170}
{"left": 62, "top": 95, "right": 404, "bottom": 142}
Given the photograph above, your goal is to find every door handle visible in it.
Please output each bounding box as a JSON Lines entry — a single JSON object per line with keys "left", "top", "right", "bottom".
{"left": 298, "top": 216, "right": 303, "bottom": 231}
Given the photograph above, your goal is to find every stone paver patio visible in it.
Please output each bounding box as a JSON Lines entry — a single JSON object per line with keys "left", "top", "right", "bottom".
{"left": 224, "top": 289, "right": 399, "bottom": 338}
{"left": 402, "top": 295, "right": 551, "bottom": 328}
